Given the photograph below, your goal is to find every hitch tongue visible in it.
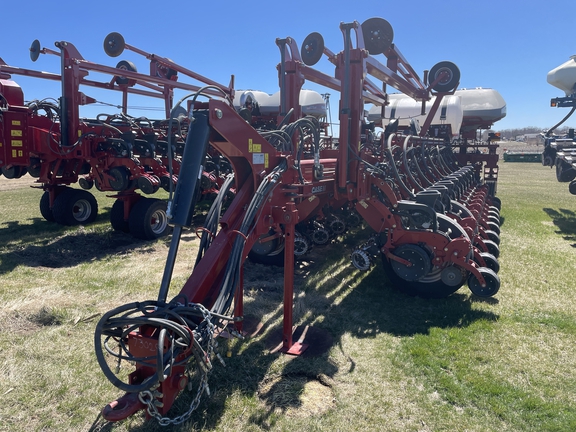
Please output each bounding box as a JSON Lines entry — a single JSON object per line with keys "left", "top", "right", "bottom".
{"left": 101, "top": 392, "right": 145, "bottom": 422}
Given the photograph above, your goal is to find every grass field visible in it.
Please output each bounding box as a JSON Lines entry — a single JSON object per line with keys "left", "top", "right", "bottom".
{"left": 1, "top": 160, "right": 576, "bottom": 432}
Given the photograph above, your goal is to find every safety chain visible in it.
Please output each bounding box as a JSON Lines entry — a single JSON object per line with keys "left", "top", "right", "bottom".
{"left": 137, "top": 303, "right": 225, "bottom": 426}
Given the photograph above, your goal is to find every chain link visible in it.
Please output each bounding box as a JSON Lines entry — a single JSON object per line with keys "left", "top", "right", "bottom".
{"left": 138, "top": 303, "right": 220, "bottom": 426}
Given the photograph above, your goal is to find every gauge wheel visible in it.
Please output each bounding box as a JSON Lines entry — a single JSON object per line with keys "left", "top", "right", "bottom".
{"left": 468, "top": 268, "right": 500, "bottom": 297}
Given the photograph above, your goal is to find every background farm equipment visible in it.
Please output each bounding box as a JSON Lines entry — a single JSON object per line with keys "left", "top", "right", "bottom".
{"left": 541, "top": 55, "right": 576, "bottom": 193}
{"left": 0, "top": 35, "right": 235, "bottom": 238}
{"left": 92, "top": 17, "right": 503, "bottom": 424}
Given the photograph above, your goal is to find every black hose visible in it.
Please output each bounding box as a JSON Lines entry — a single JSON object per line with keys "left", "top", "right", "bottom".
{"left": 546, "top": 106, "right": 576, "bottom": 137}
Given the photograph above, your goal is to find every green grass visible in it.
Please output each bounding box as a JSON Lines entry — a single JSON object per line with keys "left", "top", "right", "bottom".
{"left": 1, "top": 162, "right": 576, "bottom": 431}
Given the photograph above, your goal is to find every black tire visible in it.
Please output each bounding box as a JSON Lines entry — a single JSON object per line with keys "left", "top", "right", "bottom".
{"left": 381, "top": 254, "right": 462, "bottom": 298}
{"left": 114, "top": 60, "right": 137, "bottom": 85}
{"left": 40, "top": 191, "right": 55, "bottom": 222}
{"left": 128, "top": 198, "right": 169, "bottom": 240}
{"left": 482, "top": 239, "right": 500, "bottom": 258}
{"left": 483, "top": 229, "right": 500, "bottom": 245}
{"left": 104, "top": 32, "right": 125, "bottom": 57}
{"left": 248, "top": 231, "right": 285, "bottom": 266}
{"left": 486, "top": 221, "right": 500, "bottom": 234}
{"left": 488, "top": 205, "right": 500, "bottom": 215}
{"left": 478, "top": 252, "right": 500, "bottom": 274}
{"left": 361, "top": 17, "right": 394, "bottom": 55}
{"left": 428, "top": 61, "right": 460, "bottom": 92}
{"left": 1, "top": 165, "right": 27, "bottom": 179}
{"left": 52, "top": 189, "right": 98, "bottom": 226}
{"left": 488, "top": 196, "right": 501, "bottom": 210}
{"left": 28, "top": 158, "right": 41, "bottom": 178}
{"left": 110, "top": 199, "right": 130, "bottom": 233}
{"left": 108, "top": 166, "right": 131, "bottom": 191}
{"left": 487, "top": 214, "right": 501, "bottom": 226}
{"left": 556, "top": 160, "right": 576, "bottom": 182}
{"left": 468, "top": 268, "right": 500, "bottom": 297}
{"left": 300, "top": 32, "right": 325, "bottom": 66}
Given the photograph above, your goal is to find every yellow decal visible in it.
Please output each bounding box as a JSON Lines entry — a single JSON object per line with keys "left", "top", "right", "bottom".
{"left": 11, "top": 120, "right": 21, "bottom": 126}
{"left": 11, "top": 140, "right": 23, "bottom": 147}
{"left": 18, "top": 150, "right": 23, "bottom": 157}
{"left": 359, "top": 200, "right": 368, "bottom": 209}
{"left": 308, "top": 195, "right": 317, "bottom": 202}
{"left": 264, "top": 153, "right": 269, "bottom": 168}
{"left": 78, "top": 130, "right": 82, "bottom": 137}
{"left": 248, "top": 138, "right": 261, "bottom": 153}
{"left": 11, "top": 149, "right": 16, "bottom": 157}
{"left": 11, "top": 130, "right": 22, "bottom": 137}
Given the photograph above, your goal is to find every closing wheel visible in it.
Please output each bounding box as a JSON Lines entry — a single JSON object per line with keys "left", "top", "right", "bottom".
{"left": 300, "top": 32, "right": 324, "bottom": 66}
{"left": 569, "top": 180, "right": 576, "bottom": 195}
{"left": 428, "top": 61, "right": 460, "bottom": 92}
{"left": 104, "top": 32, "right": 126, "bottom": 57}
{"left": 329, "top": 216, "right": 346, "bottom": 235}
{"left": 52, "top": 189, "right": 98, "bottom": 226}
{"left": 39, "top": 191, "right": 55, "bottom": 222}
{"left": 114, "top": 60, "right": 137, "bottom": 85}
{"left": 110, "top": 199, "right": 130, "bottom": 233}
{"left": 361, "top": 18, "right": 394, "bottom": 55}
{"left": 478, "top": 252, "right": 500, "bottom": 274}
{"left": 128, "top": 198, "right": 169, "bottom": 240}
{"left": 312, "top": 227, "right": 330, "bottom": 245}
{"left": 294, "top": 232, "right": 311, "bottom": 257}
{"left": 468, "top": 268, "right": 500, "bottom": 297}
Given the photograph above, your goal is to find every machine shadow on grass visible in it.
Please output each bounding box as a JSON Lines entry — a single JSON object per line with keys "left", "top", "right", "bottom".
{"left": 122, "top": 235, "right": 499, "bottom": 431}
{"left": 0, "top": 209, "right": 153, "bottom": 273}
{"left": 543, "top": 207, "right": 576, "bottom": 246}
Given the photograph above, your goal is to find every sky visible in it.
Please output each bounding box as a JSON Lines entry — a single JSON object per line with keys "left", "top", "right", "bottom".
{"left": 1, "top": 0, "right": 575, "bottom": 132}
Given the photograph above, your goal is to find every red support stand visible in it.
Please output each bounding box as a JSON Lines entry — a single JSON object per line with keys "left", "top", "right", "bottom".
{"left": 281, "top": 202, "right": 308, "bottom": 355}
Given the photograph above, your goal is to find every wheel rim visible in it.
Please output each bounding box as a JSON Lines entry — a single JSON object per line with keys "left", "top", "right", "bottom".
{"left": 149, "top": 209, "right": 168, "bottom": 235}
{"left": 73, "top": 198, "right": 93, "bottom": 222}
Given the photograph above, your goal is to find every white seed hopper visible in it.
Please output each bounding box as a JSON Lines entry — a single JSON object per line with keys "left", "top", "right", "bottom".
{"left": 367, "top": 94, "right": 463, "bottom": 137}
{"left": 234, "top": 89, "right": 327, "bottom": 118}
{"left": 547, "top": 55, "right": 576, "bottom": 96}
{"left": 368, "top": 87, "right": 506, "bottom": 134}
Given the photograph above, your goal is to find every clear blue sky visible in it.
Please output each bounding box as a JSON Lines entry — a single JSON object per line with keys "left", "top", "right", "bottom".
{"left": 2, "top": 0, "right": 575, "bottom": 131}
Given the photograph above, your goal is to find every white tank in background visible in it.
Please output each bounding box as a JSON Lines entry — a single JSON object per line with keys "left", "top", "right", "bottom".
{"left": 368, "top": 87, "right": 506, "bottom": 135}
{"left": 547, "top": 55, "right": 576, "bottom": 96}
{"left": 455, "top": 88, "right": 506, "bottom": 133}
{"left": 367, "top": 94, "right": 463, "bottom": 137}
{"left": 234, "top": 89, "right": 327, "bottom": 118}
